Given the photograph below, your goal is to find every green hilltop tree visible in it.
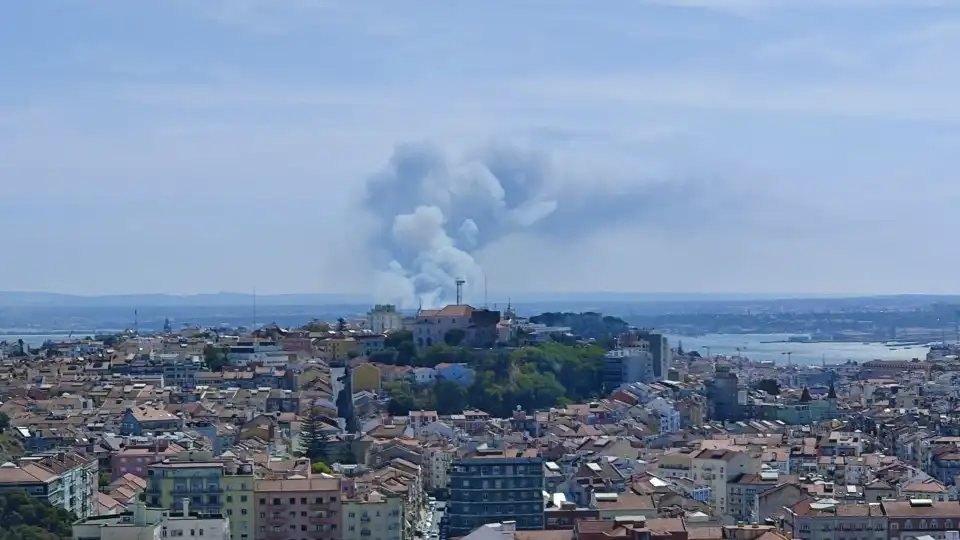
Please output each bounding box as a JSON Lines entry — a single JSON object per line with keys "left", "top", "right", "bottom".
{"left": 300, "top": 407, "right": 329, "bottom": 462}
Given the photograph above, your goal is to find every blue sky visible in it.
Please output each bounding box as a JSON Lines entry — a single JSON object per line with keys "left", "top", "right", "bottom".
{"left": 2, "top": 0, "right": 960, "bottom": 299}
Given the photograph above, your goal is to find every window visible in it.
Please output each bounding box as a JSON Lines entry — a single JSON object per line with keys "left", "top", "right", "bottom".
{"left": 290, "top": 498, "right": 296, "bottom": 504}
{"left": 240, "top": 495, "right": 247, "bottom": 502}
{"left": 259, "top": 499, "right": 266, "bottom": 505}
{"left": 273, "top": 498, "right": 281, "bottom": 505}
{"left": 241, "top": 509, "right": 247, "bottom": 515}
{"left": 301, "top": 498, "right": 307, "bottom": 504}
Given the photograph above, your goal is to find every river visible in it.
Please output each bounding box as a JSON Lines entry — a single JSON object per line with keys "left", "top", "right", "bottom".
{"left": 0, "top": 331, "right": 930, "bottom": 365}
{"left": 0, "top": 333, "right": 81, "bottom": 348}
{"left": 664, "top": 333, "right": 928, "bottom": 365}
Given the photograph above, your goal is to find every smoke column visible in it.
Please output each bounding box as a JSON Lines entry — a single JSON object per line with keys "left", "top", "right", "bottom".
{"left": 364, "top": 141, "right": 723, "bottom": 308}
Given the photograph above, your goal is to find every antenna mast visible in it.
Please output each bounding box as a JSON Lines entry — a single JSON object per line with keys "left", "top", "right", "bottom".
{"left": 455, "top": 278, "right": 465, "bottom": 305}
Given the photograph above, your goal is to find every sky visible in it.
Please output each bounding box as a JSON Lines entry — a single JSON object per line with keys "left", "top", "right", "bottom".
{"left": 2, "top": 0, "right": 960, "bottom": 302}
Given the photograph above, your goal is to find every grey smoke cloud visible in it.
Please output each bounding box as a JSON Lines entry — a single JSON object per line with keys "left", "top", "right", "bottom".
{"left": 364, "top": 141, "right": 729, "bottom": 308}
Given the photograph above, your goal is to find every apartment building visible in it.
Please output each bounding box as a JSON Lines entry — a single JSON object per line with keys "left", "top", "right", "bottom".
{"left": 656, "top": 448, "right": 695, "bottom": 481}
{"left": 74, "top": 501, "right": 230, "bottom": 540}
{"left": 254, "top": 477, "right": 342, "bottom": 540}
{"left": 448, "top": 448, "right": 545, "bottom": 536}
{"left": 342, "top": 489, "right": 404, "bottom": 540}
{"left": 884, "top": 499, "right": 960, "bottom": 540}
{"left": 146, "top": 451, "right": 256, "bottom": 540}
{"left": 784, "top": 499, "right": 887, "bottom": 540}
{"left": 727, "top": 470, "right": 794, "bottom": 523}
{"left": 691, "top": 447, "right": 759, "bottom": 516}
{"left": 0, "top": 451, "right": 98, "bottom": 518}
{"left": 423, "top": 444, "right": 455, "bottom": 493}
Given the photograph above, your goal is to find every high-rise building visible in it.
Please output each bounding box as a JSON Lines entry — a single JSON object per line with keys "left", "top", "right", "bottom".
{"left": 448, "top": 448, "right": 544, "bottom": 536}
{"left": 603, "top": 346, "right": 654, "bottom": 389}
{"left": 635, "top": 330, "right": 670, "bottom": 380}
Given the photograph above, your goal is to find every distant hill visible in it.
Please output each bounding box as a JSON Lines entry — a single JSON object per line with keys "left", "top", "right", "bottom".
{"left": 0, "top": 291, "right": 369, "bottom": 307}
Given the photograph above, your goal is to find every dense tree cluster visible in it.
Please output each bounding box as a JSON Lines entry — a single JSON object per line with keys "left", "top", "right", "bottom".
{"left": 385, "top": 341, "right": 607, "bottom": 417}
{"left": 529, "top": 312, "right": 629, "bottom": 339}
{"left": 0, "top": 491, "right": 76, "bottom": 540}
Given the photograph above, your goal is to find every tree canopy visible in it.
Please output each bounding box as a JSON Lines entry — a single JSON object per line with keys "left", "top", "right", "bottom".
{"left": 203, "top": 345, "right": 229, "bottom": 371}
{"left": 300, "top": 407, "right": 329, "bottom": 462}
{"left": 0, "top": 491, "right": 76, "bottom": 540}
{"left": 384, "top": 341, "right": 607, "bottom": 417}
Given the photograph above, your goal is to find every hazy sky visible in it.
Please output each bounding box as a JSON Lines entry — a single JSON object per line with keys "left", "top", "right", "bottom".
{"left": 3, "top": 0, "right": 960, "bottom": 299}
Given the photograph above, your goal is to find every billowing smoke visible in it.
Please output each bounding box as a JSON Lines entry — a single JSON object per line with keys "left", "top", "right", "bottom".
{"left": 365, "top": 141, "right": 725, "bottom": 308}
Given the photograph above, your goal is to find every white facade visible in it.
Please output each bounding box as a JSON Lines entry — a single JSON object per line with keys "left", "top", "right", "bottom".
{"left": 424, "top": 447, "right": 454, "bottom": 492}
{"left": 414, "top": 367, "right": 437, "bottom": 385}
{"left": 342, "top": 491, "right": 404, "bottom": 540}
{"left": 646, "top": 398, "right": 681, "bottom": 434}
{"left": 368, "top": 305, "right": 405, "bottom": 334}
{"left": 73, "top": 503, "right": 229, "bottom": 540}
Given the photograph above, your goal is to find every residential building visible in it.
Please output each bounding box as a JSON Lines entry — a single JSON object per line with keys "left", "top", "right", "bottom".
{"left": 112, "top": 441, "right": 186, "bottom": 480}
{"left": 784, "top": 499, "right": 887, "bottom": 540}
{"left": 0, "top": 451, "right": 98, "bottom": 518}
{"left": 146, "top": 451, "right": 256, "bottom": 540}
{"left": 633, "top": 330, "right": 670, "bottom": 380}
{"left": 255, "top": 477, "right": 342, "bottom": 540}
{"left": 435, "top": 363, "right": 476, "bottom": 386}
{"left": 646, "top": 398, "right": 681, "bottom": 434}
{"left": 409, "top": 410, "right": 439, "bottom": 435}
{"left": 691, "top": 447, "right": 759, "bottom": 516}
{"left": 883, "top": 499, "right": 960, "bottom": 540}
{"left": 342, "top": 489, "right": 404, "bottom": 540}
{"left": 448, "top": 447, "right": 545, "bottom": 536}
{"left": 604, "top": 346, "right": 654, "bottom": 389}
{"left": 414, "top": 367, "right": 437, "bottom": 385}
{"left": 122, "top": 405, "right": 182, "bottom": 436}
{"left": 727, "top": 470, "right": 793, "bottom": 523}
{"left": 352, "top": 363, "right": 382, "bottom": 393}
{"left": 74, "top": 502, "right": 230, "bottom": 540}
{"left": 423, "top": 444, "right": 455, "bottom": 493}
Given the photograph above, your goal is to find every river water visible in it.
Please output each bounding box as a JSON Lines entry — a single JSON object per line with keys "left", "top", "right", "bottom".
{"left": 0, "top": 333, "right": 80, "bottom": 348}
{"left": 0, "top": 332, "right": 929, "bottom": 365}
{"left": 664, "top": 333, "right": 928, "bottom": 365}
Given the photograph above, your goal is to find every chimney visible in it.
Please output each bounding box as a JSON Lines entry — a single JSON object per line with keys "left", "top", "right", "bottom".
{"left": 182, "top": 497, "right": 190, "bottom": 516}
{"left": 500, "top": 521, "right": 516, "bottom": 534}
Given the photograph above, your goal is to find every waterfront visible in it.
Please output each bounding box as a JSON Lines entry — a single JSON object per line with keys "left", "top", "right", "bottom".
{"left": 1, "top": 333, "right": 80, "bottom": 348}
{"left": 665, "top": 333, "right": 928, "bottom": 365}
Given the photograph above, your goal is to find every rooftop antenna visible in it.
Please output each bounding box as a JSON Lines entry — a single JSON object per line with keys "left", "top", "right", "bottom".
{"left": 455, "top": 278, "right": 465, "bottom": 305}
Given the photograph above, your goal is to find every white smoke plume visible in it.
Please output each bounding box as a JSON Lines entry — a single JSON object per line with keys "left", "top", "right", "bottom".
{"left": 364, "top": 141, "right": 727, "bottom": 308}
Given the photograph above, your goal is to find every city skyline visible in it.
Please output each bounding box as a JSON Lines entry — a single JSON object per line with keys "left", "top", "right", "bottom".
{"left": 3, "top": 1, "right": 959, "bottom": 297}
